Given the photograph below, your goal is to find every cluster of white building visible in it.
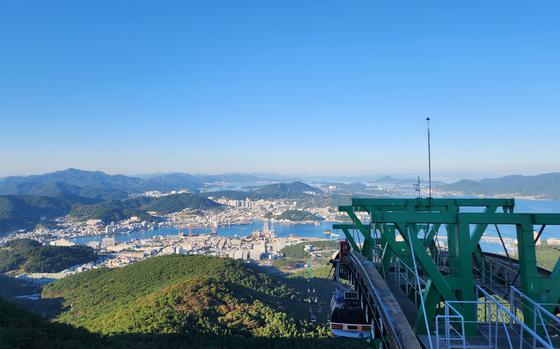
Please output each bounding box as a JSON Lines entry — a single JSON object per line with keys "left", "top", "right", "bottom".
{"left": 213, "top": 197, "right": 256, "bottom": 208}
{"left": 88, "top": 229, "right": 302, "bottom": 269}
{"left": 132, "top": 189, "right": 190, "bottom": 198}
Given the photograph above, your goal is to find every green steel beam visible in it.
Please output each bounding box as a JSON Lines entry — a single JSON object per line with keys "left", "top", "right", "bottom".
{"left": 396, "top": 222, "right": 463, "bottom": 334}
{"left": 552, "top": 258, "right": 560, "bottom": 281}
{"left": 352, "top": 197, "right": 514, "bottom": 210}
{"left": 335, "top": 197, "right": 560, "bottom": 337}
{"left": 342, "top": 228, "right": 361, "bottom": 253}
{"left": 372, "top": 211, "right": 457, "bottom": 224}
{"left": 423, "top": 223, "right": 440, "bottom": 245}
{"left": 414, "top": 280, "right": 440, "bottom": 334}
{"left": 459, "top": 212, "right": 560, "bottom": 225}
{"left": 339, "top": 206, "right": 374, "bottom": 260}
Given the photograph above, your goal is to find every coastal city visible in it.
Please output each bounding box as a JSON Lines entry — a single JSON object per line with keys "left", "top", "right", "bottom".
{"left": 15, "top": 222, "right": 325, "bottom": 285}
{"left": 3, "top": 193, "right": 346, "bottom": 284}
{"left": 5, "top": 188, "right": 560, "bottom": 287}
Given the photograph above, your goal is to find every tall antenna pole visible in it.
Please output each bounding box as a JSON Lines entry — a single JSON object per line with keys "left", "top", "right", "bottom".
{"left": 426, "top": 117, "right": 432, "bottom": 198}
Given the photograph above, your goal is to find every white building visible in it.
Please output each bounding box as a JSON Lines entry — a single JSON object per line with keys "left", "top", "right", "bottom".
{"left": 101, "top": 236, "right": 116, "bottom": 249}
{"left": 49, "top": 238, "right": 75, "bottom": 247}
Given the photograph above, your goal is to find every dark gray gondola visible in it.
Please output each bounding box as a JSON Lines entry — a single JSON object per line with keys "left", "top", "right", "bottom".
{"left": 329, "top": 289, "right": 371, "bottom": 338}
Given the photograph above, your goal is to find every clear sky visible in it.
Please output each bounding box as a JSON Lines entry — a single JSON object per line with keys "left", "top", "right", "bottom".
{"left": 0, "top": 1, "right": 559, "bottom": 179}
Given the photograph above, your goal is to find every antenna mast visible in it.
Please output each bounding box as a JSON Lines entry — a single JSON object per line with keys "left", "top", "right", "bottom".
{"left": 414, "top": 176, "right": 421, "bottom": 198}
{"left": 426, "top": 117, "right": 432, "bottom": 198}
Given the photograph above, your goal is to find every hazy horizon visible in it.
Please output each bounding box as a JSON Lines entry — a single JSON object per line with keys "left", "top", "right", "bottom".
{"left": 2, "top": 166, "right": 559, "bottom": 184}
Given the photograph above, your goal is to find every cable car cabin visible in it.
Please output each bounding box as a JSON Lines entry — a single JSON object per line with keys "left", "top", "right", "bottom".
{"left": 329, "top": 289, "right": 371, "bottom": 338}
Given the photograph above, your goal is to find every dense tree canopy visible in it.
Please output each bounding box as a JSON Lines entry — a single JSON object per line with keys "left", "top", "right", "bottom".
{"left": 0, "top": 239, "right": 96, "bottom": 273}
{"left": 276, "top": 210, "right": 322, "bottom": 222}
{"left": 36, "top": 255, "right": 364, "bottom": 348}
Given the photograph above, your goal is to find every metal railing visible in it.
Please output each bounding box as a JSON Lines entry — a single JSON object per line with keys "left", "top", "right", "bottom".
{"left": 407, "top": 228, "right": 434, "bottom": 349}
{"left": 508, "top": 286, "right": 560, "bottom": 348}
{"left": 391, "top": 256, "right": 427, "bottom": 307}
{"left": 435, "top": 302, "right": 466, "bottom": 349}
{"left": 476, "top": 256, "right": 519, "bottom": 295}
{"left": 434, "top": 285, "right": 557, "bottom": 348}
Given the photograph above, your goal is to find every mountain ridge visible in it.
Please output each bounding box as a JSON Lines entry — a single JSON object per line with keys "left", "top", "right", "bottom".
{"left": 441, "top": 172, "right": 560, "bottom": 198}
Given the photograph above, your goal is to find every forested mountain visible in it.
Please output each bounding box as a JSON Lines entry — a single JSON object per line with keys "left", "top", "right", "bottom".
{"left": 69, "top": 193, "right": 221, "bottom": 223}
{"left": 0, "top": 194, "right": 97, "bottom": 235}
{"left": 322, "top": 182, "right": 368, "bottom": 194}
{"left": 0, "top": 168, "right": 143, "bottom": 196}
{"left": 137, "top": 173, "right": 203, "bottom": 192}
{"left": 210, "top": 182, "right": 323, "bottom": 201}
{"left": 0, "top": 191, "right": 220, "bottom": 235}
{"left": 0, "top": 170, "right": 321, "bottom": 235}
{"left": 0, "top": 169, "right": 205, "bottom": 198}
{"left": 276, "top": 210, "right": 322, "bottom": 222}
{"left": 0, "top": 181, "right": 129, "bottom": 201}
{"left": 0, "top": 239, "right": 96, "bottom": 273}
{"left": 441, "top": 173, "right": 560, "bottom": 198}
{"left": 254, "top": 182, "right": 322, "bottom": 198}
{"left": 35, "top": 255, "right": 361, "bottom": 348}
{"left": 0, "top": 296, "right": 360, "bottom": 349}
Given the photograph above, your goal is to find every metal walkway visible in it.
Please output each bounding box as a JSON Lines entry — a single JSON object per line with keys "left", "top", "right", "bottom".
{"left": 338, "top": 250, "right": 422, "bottom": 348}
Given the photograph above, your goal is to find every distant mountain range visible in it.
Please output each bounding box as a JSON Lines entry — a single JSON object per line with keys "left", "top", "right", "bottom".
{"left": 1, "top": 168, "right": 560, "bottom": 236}
{"left": 0, "top": 169, "right": 202, "bottom": 199}
{"left": 0, "top": 170, "right": 324, "bottom": 235}
{"left": 0, "top": 169, "right": 293, "bottom": 200}
{"left": 440, "top": 173, "right": 560, "bottom": 199}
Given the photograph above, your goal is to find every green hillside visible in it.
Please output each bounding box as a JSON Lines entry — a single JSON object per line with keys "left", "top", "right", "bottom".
{"left": 276, "top": 210, "right": 322, "bottom": 222}
{"left": 209, "top": 182, "right": 323, "bottom": 202}
{"left": 0, "top": 194, "right": 97, "bottom": 235}
{"left": 275, "top": 241, "right": 339, "bottom": 271}
{"left": 69, "top": 193, "right": 221, "bottom": 223}
{"left": 0, "top": 168, "right": 205, "bottom": 198}
{"left": 69, "top": 200, "right": 155, "bottom": 223}
{"left": 254, "top": 182, "right": 322, "bottom": 199}
{"left": 0, "top": 191, "right": 221, "bottom": 235}
{"left": 0, "top": 294, "right": 362, "bottom": 349}
{"left": 280, "top": 241, "right": 339, "bottom": 260}
{"left": 37, "top": 255, "right": 361, "bottom": 348}
{"left": 130, "top": 193, "right": 221, "bottom": 214}
{"left": 42, "top": 255, "right": 300, "bottom": 334}
{"left": 0, "top": 239, "right": 96, "bottom": 273}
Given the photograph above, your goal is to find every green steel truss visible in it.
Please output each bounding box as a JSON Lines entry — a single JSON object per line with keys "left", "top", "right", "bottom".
{"left": 334, "top": 198, "right": 560, "bottom": 335}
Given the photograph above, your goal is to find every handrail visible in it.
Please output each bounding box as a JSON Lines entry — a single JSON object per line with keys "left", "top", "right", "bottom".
{"left": 406, "top": 227, "right": 434, "bottom": 349}
{"left": 435, "top": 301, "right": 465, "bottom": 349}
{"left": 509, "top": 286, "right": 560, "bottom": 347}
{"left": 345, "top": 251, "right": 422, "bottom": 349}
{"left": 476, "top": 285, "right": 554, "bottom": 348}
{"left": 510, "top": 286, "right": 560, "bottom": 326}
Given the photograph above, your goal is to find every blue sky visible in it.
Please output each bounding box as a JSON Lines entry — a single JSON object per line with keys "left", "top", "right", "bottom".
{"left": 0, "top": 1, "right": 559, "bottom": 179}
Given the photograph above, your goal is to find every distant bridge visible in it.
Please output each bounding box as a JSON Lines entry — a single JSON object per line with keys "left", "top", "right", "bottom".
{"left": 332, "top": 198, "right": 560, "bottom": 349}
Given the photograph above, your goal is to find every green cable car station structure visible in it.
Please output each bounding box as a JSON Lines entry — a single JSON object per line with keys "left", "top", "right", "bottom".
{"left": 332, "top": 197, "right": 560, "bottom": 348}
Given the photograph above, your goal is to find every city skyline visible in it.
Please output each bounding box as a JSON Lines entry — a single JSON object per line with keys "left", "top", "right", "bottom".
{"left": 1, "top": 1, "right": 560, "bottom": 177}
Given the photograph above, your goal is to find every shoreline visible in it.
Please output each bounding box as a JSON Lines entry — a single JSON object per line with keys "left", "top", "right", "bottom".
{"left": 66, "top": 221, "right": 338, "bottom": 245}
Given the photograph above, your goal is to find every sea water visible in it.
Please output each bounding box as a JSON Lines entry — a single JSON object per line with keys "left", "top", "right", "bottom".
{"left": 69, "top": 199, "right": 560, "bottom": 252}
